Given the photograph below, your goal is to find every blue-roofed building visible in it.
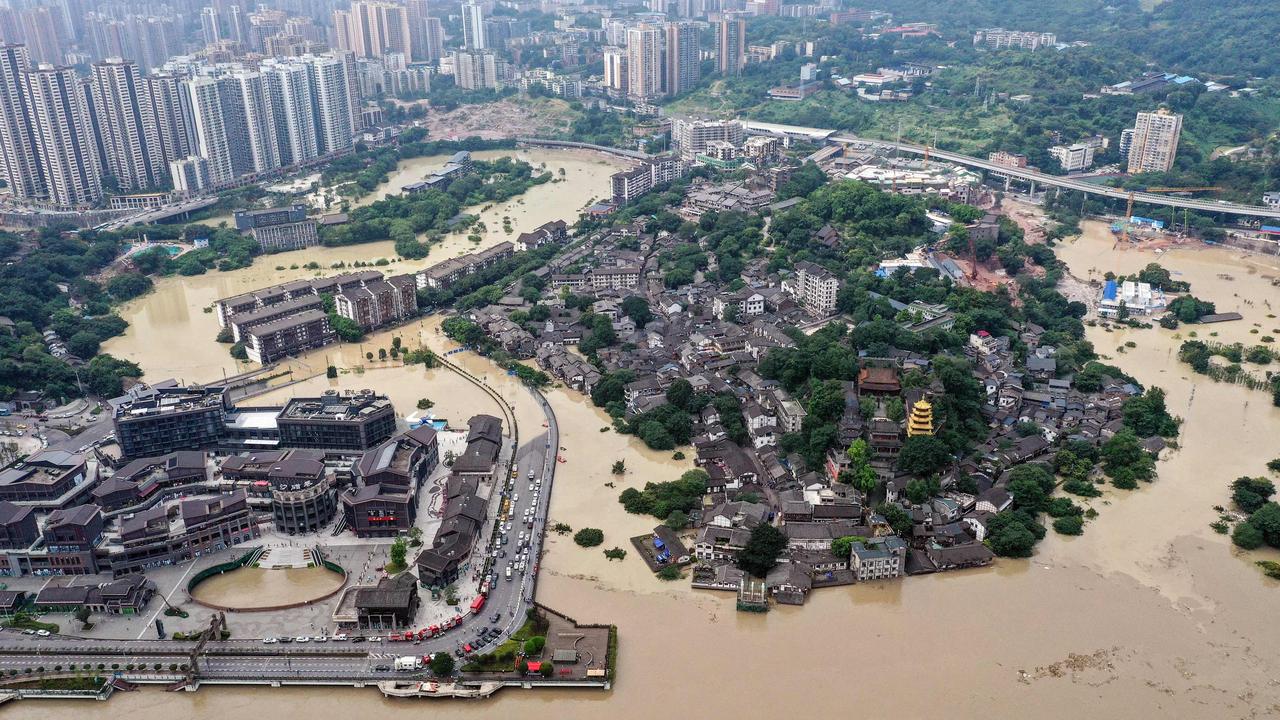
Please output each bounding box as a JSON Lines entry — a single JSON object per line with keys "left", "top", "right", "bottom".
{"left": 1099, "top": 280, "right": 1165, "bottom": 318}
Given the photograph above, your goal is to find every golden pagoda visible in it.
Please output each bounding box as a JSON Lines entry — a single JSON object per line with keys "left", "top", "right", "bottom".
{"left": 906, "top": 398, "right": 935, "bottom": 437}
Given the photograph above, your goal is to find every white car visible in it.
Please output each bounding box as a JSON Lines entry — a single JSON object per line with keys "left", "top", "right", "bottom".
{"left": 35, "top": 630, "right": 51, "bottom": 637}
{"left": 263, "top": 637, "right": 279, "bottom": 644}
{"left": 295, "top": 636, "right": 310, "bottom": 643}
{"left": 333, "top": 634, "right": 348, "bottom": 641}
{"left": 529, "top": 483, "right": 535, "bottom": 491}
{"left": 314, "top": 635, "right": 328, "bottom": 643}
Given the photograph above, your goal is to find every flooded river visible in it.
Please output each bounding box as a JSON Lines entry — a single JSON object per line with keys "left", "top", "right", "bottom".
{"left": 190, "top": 567, "right": 345, "bottom": 611}
{"left": 39, "top": 223, "right": 1280, "bottom": 717}
{"left": 99, "top": 148, "right": 627, "bottom": 382}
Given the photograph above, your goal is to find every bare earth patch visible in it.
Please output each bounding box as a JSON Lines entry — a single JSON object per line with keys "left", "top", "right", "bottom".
{"left": 424, "top": 98, "right": 578, "bottom": 140}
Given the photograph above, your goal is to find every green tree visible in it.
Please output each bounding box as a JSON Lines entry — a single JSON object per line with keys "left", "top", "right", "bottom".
{"left": 736, "top": 523, "right": 787, "bottom": 578}
{"left": 429, "top": 652, "right": 455, "bottom": 676}
{"left": 1102, "top": 429, "right": 1155, "bottom": 488}
{"left": 523, "top": 636, "right": 546, "bottom": 655}
{"left": 573, "top": 528, "right": 604, "bottom": 547}
{"left": 884, "top": 397, "right": 906, "bottom": 423}
{"left": 1168, "top": 295, "right": 1216, "bottom": 323}
{"left": 326, "top": 365, "right": 338, "bottom": 379}
{"left": 330, "top": 314, "right": 364, "bottom": 342}
{"left": 663, "top": 509, "right": 689, "bottom": 530}
{"left": 1006, "top": 464, "right": 1055, "bottom": 512}
{"left": 985, "top": 511, "right": 1043, "bottom": 557}
{"left": 1247, "top": 502, "right": 1280, "bottom": 547}
{"left": 664, "top": 378, "right": 694, "bottom": 411}
{"left": 1053, "top": 515, "right": 1084, "bottom": 535}
{"left": 1232, "top": 477, "right": 1276, "bottom": 514}
{"left": 620, "top": 296, "right": 652, "bottom": 328}
{"left": 842, "top": 439, "right": 878, "bottom": 494}
{"left": 611, "top": 460, "right": 626, "bottom": 475}
{"left": 876, "top": 502, "right": 914, "bottom": 536}
{"left": 389, "top": 537, "right": 407, "bottom": 570}
{"left": 830, "top": 535, "right": 868, "bottom": 558}
{"left": 1233, "top": 520, "right": 1265, "bottom": 550}
{"left": 897, "top": 435, "right": 952, "bottom": 476}
{"left": 106, "top": 272, "right": 153, "bottom": 300}
{"left": 1122, "top": 387, "right": 1179, "bottom": 437}
{"left": 904, "top": 476, "right": 941, "bottom": 505}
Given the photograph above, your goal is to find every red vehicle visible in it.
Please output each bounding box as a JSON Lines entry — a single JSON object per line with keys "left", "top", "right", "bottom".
{"left": 388, "top": 632, "right": 403, "bottom": 641}
{"left": 463, "top": 644, "right": 473, "bottom": 654}
{"left": 428, "top": 625, "right": 440, "bottom": 636}
{"left": 469, "top": 594, "right": 486, "bottom": 613}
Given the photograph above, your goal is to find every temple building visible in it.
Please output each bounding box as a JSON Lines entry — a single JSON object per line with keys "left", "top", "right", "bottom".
{"left": 906, "top": 398, "right": 935, "bottom": 437}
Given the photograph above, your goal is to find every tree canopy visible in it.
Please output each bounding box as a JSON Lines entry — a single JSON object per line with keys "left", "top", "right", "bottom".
{"left": 737, "top": 523, "right": 788, "bottom": 578}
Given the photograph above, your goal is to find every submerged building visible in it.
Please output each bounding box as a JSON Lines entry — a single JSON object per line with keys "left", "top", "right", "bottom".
{"left": 1098, "top": 280, "right": 1167, "bottom": 318}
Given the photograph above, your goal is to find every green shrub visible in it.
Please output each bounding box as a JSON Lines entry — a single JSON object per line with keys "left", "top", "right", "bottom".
{"left": 1052, "top": 515, "right": 1084, "bottom": 536}
{"left": 657, "top": 566, "right": 683, "bottom": 581}
{"left": 573, "top": 528, "right": 604, "bottom": 547}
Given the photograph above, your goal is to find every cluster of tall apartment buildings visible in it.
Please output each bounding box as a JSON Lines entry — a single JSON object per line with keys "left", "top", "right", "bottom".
{"left": 333, "top": 0, "right": 444, "bottom": 62}
{"left": 0, "top": 43, "right": 357, "bottom": 209}
{"left": 602, "top": 16, "right": 745, "bottom": 102}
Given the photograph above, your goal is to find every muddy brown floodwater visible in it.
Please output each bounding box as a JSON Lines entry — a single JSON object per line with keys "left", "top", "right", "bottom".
{"left": 38, "top": 222, "right": 1280, "bottom": 718}
{"left": 99, "top": 148, "right": 628, "bottom": 382}
{"left": 190, "top": 567, "right": 345, "bottom": 611}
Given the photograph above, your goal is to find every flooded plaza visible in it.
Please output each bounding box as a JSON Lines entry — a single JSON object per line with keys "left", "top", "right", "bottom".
{"left": 42, "top": 220, "right": 1280, "bottom": 717}
{"left": 190, "top": 567, "right": 346, "bottom": 611}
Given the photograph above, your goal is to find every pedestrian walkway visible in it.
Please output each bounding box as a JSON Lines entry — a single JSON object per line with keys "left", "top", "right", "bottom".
{"left": 258, "top": 547, "right": 310, "bottom": 569}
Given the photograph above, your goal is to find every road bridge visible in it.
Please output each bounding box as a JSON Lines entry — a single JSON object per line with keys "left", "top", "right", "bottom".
{"left": 740, "top": 121, "right": 1280, "bottom": 220}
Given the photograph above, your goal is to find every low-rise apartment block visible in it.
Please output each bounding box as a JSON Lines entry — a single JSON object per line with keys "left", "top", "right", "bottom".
{"left": 334, "top": 275, "right": 417, "bottom": 329}
{"left": 243, "top": 308, "right": 336, "bottom": 364}
{"left": 416, "top": 242, "right": 515, "bottom": 290}
{"left": 789, "top": 261, "right": 840, "bottom": 316}
{"left": 234, "top": 204, "right": 319, "bottom": 252}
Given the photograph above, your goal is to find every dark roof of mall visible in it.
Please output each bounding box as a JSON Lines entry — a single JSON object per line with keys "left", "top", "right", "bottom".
{"left": 279, "top": 391, "right": 393, "bottom": 422}
{"left": 355, "top": 573, "right": 417, "bottom": 609}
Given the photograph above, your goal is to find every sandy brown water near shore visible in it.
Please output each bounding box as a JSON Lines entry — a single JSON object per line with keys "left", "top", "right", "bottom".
{"left": 99, "top": 148, "right": 627, "bottom": 383}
